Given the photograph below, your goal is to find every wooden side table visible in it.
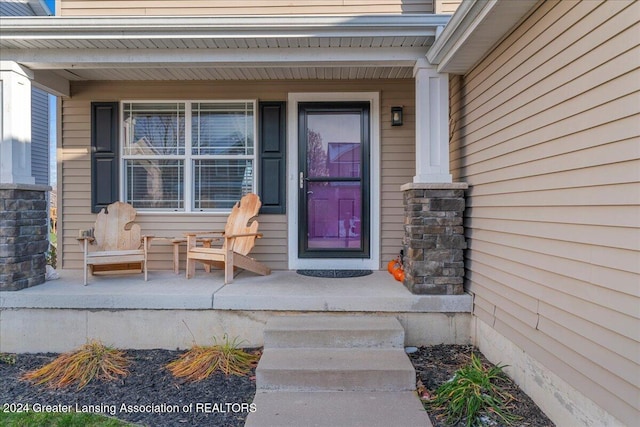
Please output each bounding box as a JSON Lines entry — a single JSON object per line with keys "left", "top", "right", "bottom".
{"left": 169, "top": 238, "right": 213, "bottom": 274}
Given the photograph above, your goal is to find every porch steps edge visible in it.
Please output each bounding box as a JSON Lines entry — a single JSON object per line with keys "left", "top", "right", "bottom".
{"left": 245, "top": 391, "right": 433, "bottom": 427}
{"left": 256, "top": 347, "right": 416, "bottom": 392}
{"left": 263, "top": 315, "right": 405, "bottom": 348}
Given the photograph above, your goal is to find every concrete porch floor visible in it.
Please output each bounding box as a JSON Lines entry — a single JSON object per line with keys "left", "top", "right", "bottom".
{"left": 0, "top": 270, "right": 472, "bottom": 353}
{"left": 0, "top": 269, "right": 472, "bottom": 313}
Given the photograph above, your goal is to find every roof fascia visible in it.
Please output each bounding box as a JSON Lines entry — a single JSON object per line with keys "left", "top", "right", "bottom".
{"left": 426, "top": 0, "right": 493, "bottom": 67}
{"left": 6, "top": 46, "right": 427, "bottom": 70}
{"left": 0, "top": 14, "right": 451, "bottom": 40}
{"left": 426, "top": 0, "right": 538, "bottom": 74}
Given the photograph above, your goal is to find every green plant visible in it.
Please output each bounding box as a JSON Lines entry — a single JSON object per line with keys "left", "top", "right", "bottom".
{"left": 167, "top": 334, "right": 259, "bottom": 382}
{"left": 0, "top": 353, "right": 16, "bottom": 365}
{"left": 21, "top": 340, "right": 130, "bottom": 390}
{"left": 429, "top": 353, "right": 520, "bottom": 427}
{"left": 46, "top": 242, "right": 57, "bottom": 268}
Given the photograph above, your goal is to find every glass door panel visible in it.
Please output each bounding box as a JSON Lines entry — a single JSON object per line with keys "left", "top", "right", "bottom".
{"left": 307, "top": 182, "right": 362, "bottom": 249}
{"left": 298, "top": 103, "right": 369, "bottom": 258}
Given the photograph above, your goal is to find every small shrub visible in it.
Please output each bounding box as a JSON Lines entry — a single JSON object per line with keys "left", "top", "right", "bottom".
{"left": 167, "top": 335, "right": 259, "bottom": 382}
{"left": 429, "top": 353, "right": 520, "bottom": 427}
{"left": 0, "top": 353, "right": 16, "bottom": 365}
{"left": 22, "top": 340, "right": 130, "bottom": 390}
{"left": 46, "top": 242, "right": 57, "bottom": 268}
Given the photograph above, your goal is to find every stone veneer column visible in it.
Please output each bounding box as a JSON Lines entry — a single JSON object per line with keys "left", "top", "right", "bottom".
{"left": 401, "top": 182, "right": 468, "bottom": 295}
{"left": 0, "top": 184, "right": 50, "bottom": 291}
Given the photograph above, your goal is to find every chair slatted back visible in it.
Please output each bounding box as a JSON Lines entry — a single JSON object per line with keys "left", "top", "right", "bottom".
{"left": 223, "top": 193, "right": 261, "bottom": 255}
{"left": 93, "top": 202, "right": 142, "bottom": 251}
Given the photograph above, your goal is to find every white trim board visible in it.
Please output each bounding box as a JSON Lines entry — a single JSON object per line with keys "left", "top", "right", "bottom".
{"left": 287, "top": 92, "right": 380, "bottom": 270}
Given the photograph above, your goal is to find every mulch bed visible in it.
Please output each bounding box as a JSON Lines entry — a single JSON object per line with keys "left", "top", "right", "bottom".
{"left": 0, "top": 349, "right": 257, "bottom": 426}
{"left": 1, "top": 345, "right": 554, "bottom": 427}
{"left": 408, "top": 344, "right": 555, "bottom": 427}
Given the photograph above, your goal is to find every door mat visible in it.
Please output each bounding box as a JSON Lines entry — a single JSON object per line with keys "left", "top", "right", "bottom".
{"left": 296, "top": 269, "right": 373, "bottom": 278}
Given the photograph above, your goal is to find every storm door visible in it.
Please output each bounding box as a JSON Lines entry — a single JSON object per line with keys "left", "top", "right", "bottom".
{"left": 298, "top": 102, "right": 370, "bottom": 258}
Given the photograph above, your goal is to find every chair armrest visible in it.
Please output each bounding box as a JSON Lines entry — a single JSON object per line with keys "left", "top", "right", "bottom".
{"left": 225, "top": 232, "right": 263, "bottom": 239}
{"left": 184, "top": 231, "right": 225, "bottom": 237}
{"left": 77, "top": 228, "right": 95, "bottom": 250}
{"left": 77, "top": 236, "right": 95, "bottom": 253}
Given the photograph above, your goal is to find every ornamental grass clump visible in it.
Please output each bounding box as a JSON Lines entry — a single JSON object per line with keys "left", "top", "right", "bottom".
{"left": 0, "top": 353, "right": 16, "bottom": 365}
{"left": 167, "top": 335, "right": 259, "bottom": 382}
{"left": 21, "top": 340, "right": 130, "bottom": 390}
{"left": 429, "top": 353, "right": 521, "bottom": 427}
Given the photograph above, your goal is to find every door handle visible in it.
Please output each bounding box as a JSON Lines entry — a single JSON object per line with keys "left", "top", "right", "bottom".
{"left": 307, "top": 191, "right": 314, "bottom": 195}
{"left": 299, "top": 172, "right": 304, "bottom": 189}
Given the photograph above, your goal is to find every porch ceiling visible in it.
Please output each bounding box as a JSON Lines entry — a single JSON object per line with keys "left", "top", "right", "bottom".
{"left": 0, "top": 14, "right": 449, "bottom": 83}
{"left": 52, "top": 66, "right": 415, "bottom": 81}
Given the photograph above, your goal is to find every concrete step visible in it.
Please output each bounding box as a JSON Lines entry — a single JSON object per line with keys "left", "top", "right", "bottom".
{"left": 256, "top": 348, "right": 416, "bottom": 392}
{"left": 264, "top": 315, "right": 405, "bottom": 349}
{"left": 245, "top": 391, "right": 433, "bottom": 427}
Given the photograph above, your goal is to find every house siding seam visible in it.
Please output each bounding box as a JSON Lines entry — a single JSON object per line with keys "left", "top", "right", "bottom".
{"left": 450, "top": 0, "right": 640, "bottom": 425}
{"left": 58, "top": 0, "right": 435, "bottom": 16}
{"left": 59, "top": 79, "right": 415, "bottom": 272}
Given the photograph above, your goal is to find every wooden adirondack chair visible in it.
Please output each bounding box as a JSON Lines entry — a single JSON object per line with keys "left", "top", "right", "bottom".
{"left": 185, "top": 193, "right": 271, "bottom": 284}
{"left": 78, "top": 201, "right": 152, "bottom": 285}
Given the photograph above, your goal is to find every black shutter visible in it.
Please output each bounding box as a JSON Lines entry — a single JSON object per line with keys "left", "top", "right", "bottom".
{"left": 91, "top": 102, "right": 119, "bottom": 213}
{"left": 258, "top": 101, "right": 286, "bottom": 214}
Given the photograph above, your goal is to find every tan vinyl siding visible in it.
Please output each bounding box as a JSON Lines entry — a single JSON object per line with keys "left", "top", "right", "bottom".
{"left": 450, "top": 0, "right": 640, "bottom": 425}
{"left": 434, "top": 0, "right": 461, "bottom": 14}
{"left": 59, "top": 0, "right": 433, "bottom": 16}
{"left": 60, "top": 79, "right": 414, "bottom": 271}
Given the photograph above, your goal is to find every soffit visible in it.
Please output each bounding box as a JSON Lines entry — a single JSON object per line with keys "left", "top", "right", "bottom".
{"left": 55, "top": 66, "right": 415, "bottom": 81}
{"left": 0, "top": 14, "right": 449, "bottom": 81}
{"left": 2, "top": 34, "right": 435, "bottom": 50}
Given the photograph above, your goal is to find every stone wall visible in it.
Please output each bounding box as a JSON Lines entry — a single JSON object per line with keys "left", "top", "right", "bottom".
{"left": 0, "top": 184, "right": 50, "bottom": 291}
{"left": 401, "top": 183, "right": 468, "bottom": 294}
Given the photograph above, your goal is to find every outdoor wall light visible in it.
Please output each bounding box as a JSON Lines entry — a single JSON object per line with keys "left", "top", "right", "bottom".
{"left": 391, "top": 106, "right": 403, "bottom": 126}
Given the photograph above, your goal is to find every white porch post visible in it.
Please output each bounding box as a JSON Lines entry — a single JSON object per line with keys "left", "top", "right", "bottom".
{"left": 0, "top": 61, "right": 34, "bottom": 185}
{"left": 413, "top": 58, "right": 451, "bottom": 183}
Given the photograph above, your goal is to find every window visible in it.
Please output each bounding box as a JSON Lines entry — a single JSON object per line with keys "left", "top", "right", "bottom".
{"left": 122, "top": 101, "right": 256, "bottom": 212}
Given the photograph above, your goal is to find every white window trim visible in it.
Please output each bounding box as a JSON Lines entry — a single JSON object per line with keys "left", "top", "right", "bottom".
{"left": 119, "top": 99, "right": 257, "bottom": 214}
{"left": 287, "top": 92, "right": 380, "bottom": 270}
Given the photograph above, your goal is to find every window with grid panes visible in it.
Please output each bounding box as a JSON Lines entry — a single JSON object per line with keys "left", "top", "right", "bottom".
{"left": 122, "top": 101, "right": 256, "bottom": 212}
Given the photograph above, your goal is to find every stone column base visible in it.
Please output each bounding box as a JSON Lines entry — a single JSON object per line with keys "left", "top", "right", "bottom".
{"left": 401, "top": 182, "right": 468, "bottom": 295}
{"left": 0, "top": 183, "right": 50, "bottom": 291}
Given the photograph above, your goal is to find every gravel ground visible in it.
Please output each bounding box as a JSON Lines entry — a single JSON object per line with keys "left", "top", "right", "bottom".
{"left": 0, "top": 349, "right": 257, "bottom": 427}
{"left": 2, "top": 345, "right": 553, "bottom": 427}
{"left": 408, "top": 344, "right": 555, "bottom": 427}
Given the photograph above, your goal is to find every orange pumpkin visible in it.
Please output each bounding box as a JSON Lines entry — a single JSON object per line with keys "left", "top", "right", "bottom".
{"left": 387, "top": 259, "right": 400, "bottom": 274}
{"left": 393, "top": 267, "right": 405, "bottom": 282}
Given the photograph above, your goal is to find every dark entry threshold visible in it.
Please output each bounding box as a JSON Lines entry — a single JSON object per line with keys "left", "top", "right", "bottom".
{"left": 296, "top": 269, "right": 373, "bottom": 278}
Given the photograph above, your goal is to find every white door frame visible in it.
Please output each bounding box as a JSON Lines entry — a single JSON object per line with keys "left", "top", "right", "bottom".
{"left": 287, "top": 92, "right": 380, "bottom": 270}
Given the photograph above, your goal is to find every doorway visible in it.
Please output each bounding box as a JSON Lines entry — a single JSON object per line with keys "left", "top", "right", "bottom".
{"left": 287, "top": 92, "right": 380, "bottom": 270}
{"left": 298, "top": 102, "right": 370, "bottom": 258}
